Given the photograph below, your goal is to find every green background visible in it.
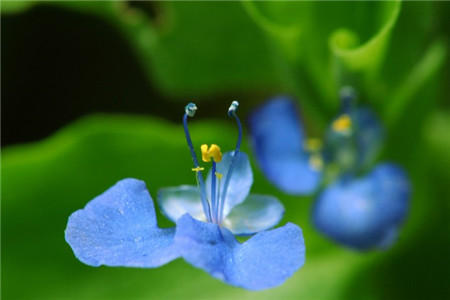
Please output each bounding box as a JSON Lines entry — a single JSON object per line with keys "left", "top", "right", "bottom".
{"left": 2, "top": 1, "right": 449, "bottom": 299}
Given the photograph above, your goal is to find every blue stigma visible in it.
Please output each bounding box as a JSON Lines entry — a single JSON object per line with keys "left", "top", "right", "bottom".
{"left": 218, "top": 101, "right": 242, "bottom": 223}
{"left": 183, "top": 103, "right": 212, "bottom": 222}
{"left": 185, "top": 102, "right": 197, "bottom": 117}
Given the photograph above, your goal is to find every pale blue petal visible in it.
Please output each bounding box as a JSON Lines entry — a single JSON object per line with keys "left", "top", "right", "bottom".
{"left": 248, "top": 96, "right": 321, "bottom": 195}
{"left": 313, "top": 163, "right": 410, "bottom": 250}
{"left": 65, "top": 178, "right": 179, "bottom": 267}
{"left": 157, "top": 185, "right": 207, "bottom": 223}
{"left": 206, "top": 151, "right": 253, "bottom": 217}
{"left": 175, "top": 214, "right": 305, "bottom": 290}
{"left": 222, "top": 194, "right": 284, "bottom": 236}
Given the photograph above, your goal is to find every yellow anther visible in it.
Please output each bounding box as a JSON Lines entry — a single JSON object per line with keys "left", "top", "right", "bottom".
{"left": 304, "top": 138, "right": 323, "bottom": 152}
{"left": 201, "top": 144, "right": 223, "bottom": 162}
{"left": 191, "top": 166, "right": 204, "bottom": 172}
{"left": 309, "top": 154, "right": 324, "bottom": 171}
{"left": 332, "top": 114, "right": 352, "bottom": 132}
{"left": 215, "top": 172, "right": 223, "bottom": 179}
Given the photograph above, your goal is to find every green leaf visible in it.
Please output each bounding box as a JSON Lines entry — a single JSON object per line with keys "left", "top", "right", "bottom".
{"left": 244, "top": 1, "right": 402, "bottom": 109}
{"left": 424, "top": 111, "right": 450, "bottom": 179}
{"left": 385, "top": 39, "right": 447, "bottom": 127}
{"left": 329, "top": 2, "right": 401, "bottom": 85}
{"left": 243, "top": 1, "right": 310, "bottom": 61}
{"left": 1, "top": 0, "right": 36, "bottom": 14}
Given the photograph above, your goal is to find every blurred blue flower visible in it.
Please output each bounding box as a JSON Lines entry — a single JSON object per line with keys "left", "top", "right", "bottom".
{"left": 249, "top": 89, "right": 411, "bottom": 250}
{"left": 65, "top": 101, "right": 305, "bottom": 290}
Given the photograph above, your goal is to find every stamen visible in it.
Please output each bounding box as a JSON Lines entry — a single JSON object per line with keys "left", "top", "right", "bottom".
{"left": 218, "top": 101, "right": 242, "bottom": 224}
{"left": 191, "top": 166, "right": 204, "bottom": 172}
{"left": 216, "top": 176, "right": 222, "bottom": 221}
{"left": 215, "top": 173, "right": 224, "bottom": 222}
{"left": 332, "top": 114, "right": 352, "bottom": 133}
{"left": 183, "top": 105, "right": 212, "bottom": 222}
{"left": 211, "top": 160, "right": 218, "bottom": 223}
{"left": 201, "top": 144, "right": 223, "bottom": 163}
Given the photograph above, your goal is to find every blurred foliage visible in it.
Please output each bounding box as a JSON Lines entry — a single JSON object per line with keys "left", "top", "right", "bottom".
{"left": 244, "top": 1, "right": 447, "bottom": 129}
{"left": 244, "top": 1, "right": 400, "bottom": 103}
{"left": 2, "top": 1, "right": 279, "bottom": 97}
{"left": 2, "top": 1, "right": 446, "bottom": 120}
{"left": 425, "top": 111, "right": 450, "bottom": 179}
{"left": 2, "top": 1, "right": 449, "bottom": 300}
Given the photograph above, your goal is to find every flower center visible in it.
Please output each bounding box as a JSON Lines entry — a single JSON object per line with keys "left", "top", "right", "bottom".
{"left": 333, "top": 86, "right": 356, "bottom": 135}
{"left": 304, "top": 87, "right": 357, "bottom": 172}
{"left": 323, "top": 87, "right": 362, "bottom": 176}
{"left": 332, "top": 114, "right": 352, "bottom": 134}
{"left": 183, "top": 101, "right": 242, "bottom": 225}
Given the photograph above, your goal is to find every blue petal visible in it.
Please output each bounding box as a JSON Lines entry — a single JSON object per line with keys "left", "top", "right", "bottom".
{"left": 65, "top": 178, "right": 179, "bottom": 267}
{"left": 248, "top": 96, "right": 321, "bottom": 195}
{"left": 175, "top": 214, "right": 305, "bottom": 290}
{"left": 222, "top": 194, "right": 285, "bottom": 236}
{"left": 157, "top": 185, "right": 207, "bottom": 223}
{"left": 370, "top": 163, "right": 410, "bottom": 224}
{"left": 313, "top": 163, "right": 410, "bottom": 250}
{"left": 206, "top": 151, "right": 253, "bottom": 217}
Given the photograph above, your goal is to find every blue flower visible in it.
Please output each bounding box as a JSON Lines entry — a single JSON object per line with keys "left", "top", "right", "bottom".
{"left": 65, "top": 101, "right": 305, "bottom": 290}
{"left": 248, "top": 89, "right": 411, "bottom": 250}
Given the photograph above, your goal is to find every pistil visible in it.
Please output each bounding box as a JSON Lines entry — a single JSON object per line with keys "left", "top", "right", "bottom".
{"left": 201, "top": 144, "right": 223, "bottom": 224}
{"left": 211, "top": 160, "right": 218, "bottom": 223}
